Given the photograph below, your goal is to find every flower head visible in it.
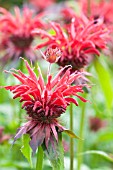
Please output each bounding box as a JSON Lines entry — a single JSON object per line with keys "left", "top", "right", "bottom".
{"left": 80, "top": 0, "right": 113, "bottom": 60}
{"left": 4, "top": 58, "right": 88, "bottom": 152}
{"left": 0, "top": 7, "right": 45, "bottom": 65}
{"left": 80, "top": 0, "right": 113, "bottom": 26}
{"left": 33, "top": 16, "right": 109, "bottom": 71}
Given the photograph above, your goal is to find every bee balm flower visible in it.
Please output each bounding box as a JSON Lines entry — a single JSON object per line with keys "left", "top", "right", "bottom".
{"left": 4, "top": 59, "right": 88, "bottom": 152}
{"left": 32, "top": 17, "right": 109, "bottom": 71}
{"left": 0, "top": 7, "right": 45, "bottom": 64}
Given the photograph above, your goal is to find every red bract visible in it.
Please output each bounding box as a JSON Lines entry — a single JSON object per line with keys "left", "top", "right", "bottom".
{"left": 0, "top": 7, "right": 45, "bottom": 64}
{"left": 32, "top": 16, "right": 109, "bottom": 70}
{"left": 4, "top": 59, "right": 88, "bottom": 152}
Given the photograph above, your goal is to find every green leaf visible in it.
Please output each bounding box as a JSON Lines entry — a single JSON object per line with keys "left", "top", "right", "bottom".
{"left": 94, "top": 58, "right": 113, "bottom": 109}
{"left": 64, "top": 130, "right": 83, "bottom": 140}
{"left": 79, "top": 150, "right": 113, "bottom": 163}
{"left": 44, "top": 133, "right": 64, "bottom": 170}
{"left": 20, "top": 134, "right": 32, "bottom": 168}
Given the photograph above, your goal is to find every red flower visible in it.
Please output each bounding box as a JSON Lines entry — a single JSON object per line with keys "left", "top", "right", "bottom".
{"left": 0, "top": 7, "right": 45, "bottom": 64}
{"left": 80, "top": 0, "right": 113, "bottom": 59}
{"left": 4, "top": 58, "right": 88, "bottom": 152}
{"left": 80, "top": 0, "right": 113, "bottom": 26}
{"left": 32, "top": 16, "right": 109, "bottom": 70}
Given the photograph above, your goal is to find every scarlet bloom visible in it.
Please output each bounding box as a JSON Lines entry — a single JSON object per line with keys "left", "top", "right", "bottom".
{"left": 32, "top": 16, "right": 109, "bottom": 71}
{"left": 0, "top": 7, "right": 45, "bottom": 64}
{"left": 4, "top": 59, "right": 88, "bottom": 152}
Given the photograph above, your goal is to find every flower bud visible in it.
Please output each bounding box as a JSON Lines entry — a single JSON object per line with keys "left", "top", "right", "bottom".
{"left": 45, "top": 44, "right": 62, "bottom": 63}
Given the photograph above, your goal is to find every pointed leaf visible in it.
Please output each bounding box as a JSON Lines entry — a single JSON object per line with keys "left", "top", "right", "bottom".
{"left": 64, "top": 130, "right": 83, "bottom": 140}
{"left": 20, "top": 134, "right": 32, "bottom": 168}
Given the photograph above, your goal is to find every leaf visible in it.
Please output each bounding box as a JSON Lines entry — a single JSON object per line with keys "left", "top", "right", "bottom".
{"left": 79, "top": 150, "right": 113, "bottom": 163}
{"left": 64, "top": 130, "right": 83, "bottom": 140}
{"left": 94, "top": 58, "right": 113, "bottom": 110}
{"left": 20, "top": 134, "right": 32, "bottom": 168}
{"left": 44, "top": 133, "right": 64, "bottom": 170}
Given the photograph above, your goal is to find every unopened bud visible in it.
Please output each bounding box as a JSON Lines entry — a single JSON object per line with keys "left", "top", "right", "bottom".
{"left": 45, "top": 44, "right": 62, "bottom": 63}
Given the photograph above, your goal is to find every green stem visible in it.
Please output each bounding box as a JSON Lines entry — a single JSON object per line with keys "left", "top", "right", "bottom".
{"left": 36, "top": 146, "right": 44, "bottom": 170}
{"left": 70, "top": 103, "right": 74, "bottom": 170}
{"left": 77, "top": 95, "right": 87, "bottom": 170}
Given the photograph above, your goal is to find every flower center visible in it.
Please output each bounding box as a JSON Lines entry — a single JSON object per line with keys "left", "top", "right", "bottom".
{"left": 24, "top": 104, "right": 66, "bottom": 124}
{"left": 10, "top": 35, "right": 33, "bottom": 49}
{"left": 58, "top": 51, "right": 89, "bottom": 71}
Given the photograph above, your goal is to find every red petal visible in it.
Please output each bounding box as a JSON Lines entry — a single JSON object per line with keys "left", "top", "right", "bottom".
{"left": 75, "top": 94, "right": 88, "bottom": 102}
{"left": 65, "top": 97, "right": 78, "bottom": 106}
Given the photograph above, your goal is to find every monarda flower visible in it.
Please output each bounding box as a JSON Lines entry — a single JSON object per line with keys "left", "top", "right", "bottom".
{"left": 80, "top": 0, "right": 113, "bottom": 26}
{"left": 0, "top": 7, "right": 45, "bottom": 65}
{"left": 80, "top": 0, "right": 113, "bottom": 60}
{"left": 4, "top": 58, "right": 88, "bottom": 152}
{"left": 32, "top": 16, "right": 109, "bottom": 71}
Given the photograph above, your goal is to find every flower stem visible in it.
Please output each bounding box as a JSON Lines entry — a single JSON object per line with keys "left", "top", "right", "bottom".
{"left": 36, "top": 146, "right": 44, "bottom": 170}
{"left": 77, "top": 95, "right": 87, "bottom": 170}
{"left": 48, "top": 63, "right": 51, "bottom": 76}
{"left": 70, "top": 103, "right": 74, "bottom": 170}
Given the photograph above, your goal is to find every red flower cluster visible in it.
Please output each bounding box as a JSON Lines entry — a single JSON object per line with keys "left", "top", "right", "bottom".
{"left": 4, "top": 59, "right": 88, "bottom": 152}
{"left": 0, "top": 7, "right": 45, "bottom": 64}
{"left": 33, "top": 16, "right": 109, "bottom": 71}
